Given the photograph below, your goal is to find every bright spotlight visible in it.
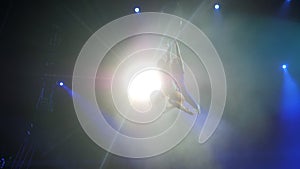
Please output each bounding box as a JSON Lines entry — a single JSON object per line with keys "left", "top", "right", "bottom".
{"left": 282, "top": 64, "right": 287, "bottom": 69}
{"left": 134, "top": 7, "right": 140, "bottom": 13}
{"left": 58, "top": 81, "right": 64, "bottom": 87}
{"left": 214, "top": 3, "right": 220, "bottom": 10}
{"left": 128, "top": 70, "right": 161, "bottom": 103}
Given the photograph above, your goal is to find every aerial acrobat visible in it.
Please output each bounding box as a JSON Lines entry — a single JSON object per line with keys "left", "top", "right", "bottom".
{"left": 156, "top": 40, "right": 200, "bottom": 115}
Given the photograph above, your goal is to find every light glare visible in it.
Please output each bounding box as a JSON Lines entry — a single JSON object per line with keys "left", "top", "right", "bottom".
{"left": 58, "top": 81, "right": 64, "bottom": 86}
{"left": 282, "top": 64, "right": 287, "bottom": 69}
{"left": 214, "top": 4, "right": 220, "bottom": 10}
{"left": 134, "top": 7, "right": 140, "bottom": 13}
{"left": 128, "top": 70, "right": 161, "bottom": 103}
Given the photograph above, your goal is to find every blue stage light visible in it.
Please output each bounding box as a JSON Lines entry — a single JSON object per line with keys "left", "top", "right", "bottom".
{"left": 282, "top": 64, "right": 287, "bottom": 69}
{"left": 134, "top": 7, "right": 140, "bottom": 13}
{"left": 58, "top": 81, "right": 64, "bottom": 86}
{"left": 214, "top": 3, "right": 220, "bottom": 10}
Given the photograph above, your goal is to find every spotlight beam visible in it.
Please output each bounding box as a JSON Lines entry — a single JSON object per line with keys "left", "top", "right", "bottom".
{"left": 99, "top": 119, "right": 125, "bottom": 169}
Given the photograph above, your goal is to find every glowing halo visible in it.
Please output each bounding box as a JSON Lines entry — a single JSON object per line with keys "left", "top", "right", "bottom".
{"left": 127, "top": 69, "right": 162, "bottom": 112}
{"left": 72, "top": 12, "right": 226, "bottom": 158}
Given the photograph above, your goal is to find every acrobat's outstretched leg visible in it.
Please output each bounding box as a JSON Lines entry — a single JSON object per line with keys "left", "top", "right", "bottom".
{"left": 174, "top": 41, "right": 200, "bottom": 113}
{"left": 168, "top": 91, "right": 195, "bottom": 115}
{"left": 174, "top": 41, "right": 185, "bottom": 72}
{"left": 169, "top": 99, "right": 194, "bottom": 115}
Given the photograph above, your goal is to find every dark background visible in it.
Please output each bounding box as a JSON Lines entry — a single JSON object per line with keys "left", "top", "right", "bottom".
{"left": 1, "top": 0, "right": 300, "bottom": 169}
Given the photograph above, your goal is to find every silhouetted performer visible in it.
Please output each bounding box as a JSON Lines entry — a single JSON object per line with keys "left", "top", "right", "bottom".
{"left": 156, "top": 44, "right": 194, "bottom": 115}
{"left": 170, "top": 41, "right": 200, "bottom": 113}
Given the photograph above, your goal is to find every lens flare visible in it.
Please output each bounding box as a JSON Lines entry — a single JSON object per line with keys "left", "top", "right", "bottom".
{"left": 128, "top": 70, "right": 161, "bottom": 104}
{"left": 134, "top": 7, "right": 140, "bottom": 13}
{"left": 282, "top": 64, "right": 287, "bottom": 69}
{"left": 58, "top": 81, "right": 64, "bottom": 86}
{"left": 214, "top": 4, "right": 220, "bottom": 10}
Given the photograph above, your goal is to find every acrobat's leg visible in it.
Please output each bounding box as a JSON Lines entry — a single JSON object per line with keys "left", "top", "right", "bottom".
{"left": 180, "top": 85, "right": 200, "bottom": 113}
{"left": 166, "top": 43, "right": 172, "bottom": 64}
{"left": 174, "top": 40, "right": 185, "bottom": 72}
{"left": 169, "top": 98, "right": 194, "bottom": 115}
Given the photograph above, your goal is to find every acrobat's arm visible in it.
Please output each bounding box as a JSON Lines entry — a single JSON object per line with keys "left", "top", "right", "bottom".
{"left": 166, "top": 43, "right": 172, "bottom": 64}
{"left": 175, "top": 41, "right": 184, "bottom": 72}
